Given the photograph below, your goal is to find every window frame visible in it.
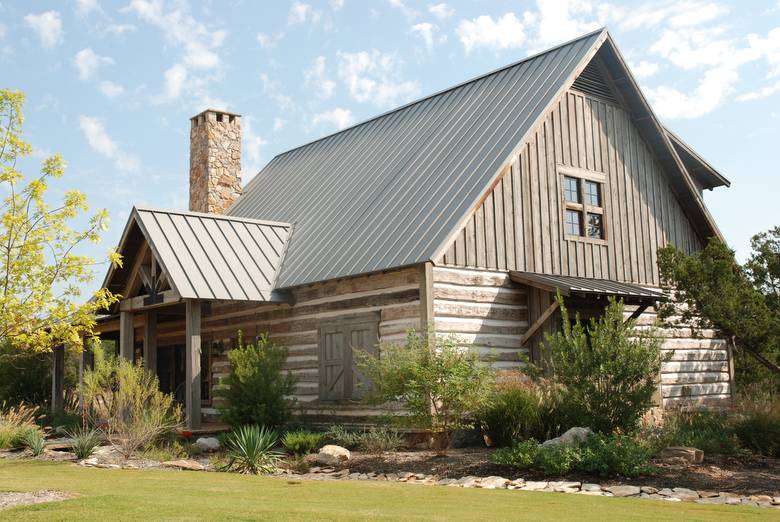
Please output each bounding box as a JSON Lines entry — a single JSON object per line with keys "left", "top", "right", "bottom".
{"left": 558, "top": 166, "right": 608, "bottom": 244}
{"left": 317, "top": 312, "right": 380, "bottom": 402}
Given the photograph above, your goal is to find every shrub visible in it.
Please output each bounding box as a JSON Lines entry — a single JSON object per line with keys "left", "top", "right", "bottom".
{"left": 65, "top": 426, "right": 103, "bottom": 460}
{"left": 0, "top": 342, "right": 50, "bottom": 406}
{"left": 23, "top": 429, "right": 46, "bottom": 456}
{"left": 544, "top": 295, "right": 666, "bottom": 434}
{"left": 493, "top": 434, "right": 654, "bottom": 478}
{"left": 733, "top": 391, "right": 780, "bottom": 457}
{"left": 282, "top": 430, "right": 323, "bottom": 456}
{"left": 222, "top": 425, "right": 282, "bottom": 474}
{"left": 287, "top": 455, "right": 310, "bottom": 474}
{"left": 0, "top": 403, "right": 41, "bottom": 449}
{"left": 323, "top": 425, "right": 360, "bottom": 450}
{"left": 660, "top": 410, "right": 739, "bottom": 456}
{"left": 355, "top": 329, "right": 494, "bottom": 449}
{"left": 82, "top": 345, "right": 182, "bottom": 459}
{"left": 477, "top": 382, "right": 544, "bottom": 446}
{"left": 355, "top": 426, "right": 404, "bottom": 453}
{"left": 219, "top": 334, "right": 297, "bottom": 429}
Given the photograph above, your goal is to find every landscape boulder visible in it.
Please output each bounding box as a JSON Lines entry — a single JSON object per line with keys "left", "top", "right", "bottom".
{"left": 310, "top": 445, "right": 351, "bottom": 466}
{"left": 194, "top": 437, "right": 221, "bottom": 452}
{"left": 162, "top": 459, "right": 205, "bottom": 471}
{"left": 540, "top": 427, "right": 593, "bottom": 448}
{"left": 658, "top": 446, "right": 704, "bottom": 464}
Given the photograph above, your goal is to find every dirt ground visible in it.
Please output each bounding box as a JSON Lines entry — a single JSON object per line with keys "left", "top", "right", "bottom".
{"left": 347, "top": 448, "right": 780, "bottom": 496}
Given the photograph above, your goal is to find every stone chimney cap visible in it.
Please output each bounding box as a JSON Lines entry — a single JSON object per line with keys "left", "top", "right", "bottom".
{"left": 190, "top": 108, "right": 242, "bottom": 120}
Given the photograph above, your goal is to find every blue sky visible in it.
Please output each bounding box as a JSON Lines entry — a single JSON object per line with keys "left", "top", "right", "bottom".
{"left": 4, "top": 0, "right": 780, "bottom": 290}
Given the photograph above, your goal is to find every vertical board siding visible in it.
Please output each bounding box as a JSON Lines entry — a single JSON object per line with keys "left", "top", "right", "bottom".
{"left": 441, "top": 90, "right": 703, "bottom": 286}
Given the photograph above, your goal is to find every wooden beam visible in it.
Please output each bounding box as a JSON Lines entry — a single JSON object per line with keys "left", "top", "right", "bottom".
{"left": 121, "top": 242, "right": 150, "bottom": 298}
{"left": 119, "top": 311, "right": 134, "bottom": 361}
{"left": 143, "top": 310, "right": 157, "bottom": 373}
{"left": 50, "top": 345, "right": 65, "bottom": 414}
{"left": 418, "top": 262, "right": 434, "bottom": 332}
{"left": 119, "top": 289, "right": 180, "bottom": 312}
{"left": 624, "top": 304, "right": 649, "bottom": 324}
{"left": 520, "top": 300, "right": 560, "bottom": 346}
{"left": 185, "top": 300, "right": 202, "bottom": 430}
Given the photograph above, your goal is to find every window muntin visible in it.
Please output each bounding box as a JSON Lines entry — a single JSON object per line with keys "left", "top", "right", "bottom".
{"left": 565, "top": 209, "right": 582, "bottom": 236}
{"left": 560, "top": 170, "right": 606, "bottom": 241}
{"left": 585, "top": 181, "right": 601, "bottom": 206}
{"left": 563, "top": 176, "right": 580, "bottom": 203}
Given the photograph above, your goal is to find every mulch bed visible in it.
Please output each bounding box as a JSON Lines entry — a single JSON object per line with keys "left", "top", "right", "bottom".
{"left": 347, "top": 447, "right": 780, "bottom": 496}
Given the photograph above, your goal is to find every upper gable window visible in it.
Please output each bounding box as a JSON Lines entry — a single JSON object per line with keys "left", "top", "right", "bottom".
{"left": 559, "top": 168, "right": 606, "bottom": 241}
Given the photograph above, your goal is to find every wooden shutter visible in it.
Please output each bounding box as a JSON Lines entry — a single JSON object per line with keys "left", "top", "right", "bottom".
{"left": 318, "top": 312, "right": 379, "bottom": 401}
{"left": 319, "top": 326, "right": 346, "bottom": 401}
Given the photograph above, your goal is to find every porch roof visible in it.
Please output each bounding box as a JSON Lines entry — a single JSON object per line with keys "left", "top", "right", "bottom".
{"left": 101, "top": 207, "right": 293, "bottom": 302}
{"left": 509, "top": 271, "right": 665, "bottom": 304}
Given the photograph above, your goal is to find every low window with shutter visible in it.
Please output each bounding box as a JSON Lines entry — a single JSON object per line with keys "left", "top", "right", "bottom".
{"left": 318, "top": 312, "right": 380, "bottom": 401}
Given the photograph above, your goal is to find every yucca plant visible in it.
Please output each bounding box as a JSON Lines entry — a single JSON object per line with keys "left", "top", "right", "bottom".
{"left": 66, "top": 426, "right": 103, "bottom": 459}
{"left": 222, "top": 425, "right": 282, "bottom": 474}
{"left": 24, "top": 429, "right": 46, "bottom": 456}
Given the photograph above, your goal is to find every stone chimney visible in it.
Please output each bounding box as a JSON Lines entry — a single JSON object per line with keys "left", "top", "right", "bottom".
{"left": 189, "top": 109, "right": 242, "bottom": 214}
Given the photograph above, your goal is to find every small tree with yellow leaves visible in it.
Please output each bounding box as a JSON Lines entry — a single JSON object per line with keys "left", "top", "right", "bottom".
{"left": 0, "top": 89, "right": 120, "bottom": 352}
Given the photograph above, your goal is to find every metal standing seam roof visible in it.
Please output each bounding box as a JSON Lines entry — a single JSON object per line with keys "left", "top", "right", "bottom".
{"left": 509, "top": 271, "right": 665, "bottom": 301}
{"left": 129, "top": 207, "right": 292, "bottom": 301}
{"left": 228, "top": 30, "right": 605, "bottom": 289}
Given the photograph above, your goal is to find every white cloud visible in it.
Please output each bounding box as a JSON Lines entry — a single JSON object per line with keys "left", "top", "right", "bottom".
{"left": 312, "top": 108, "right": 354, "bottom": 130}
{"left": 337, "top": 49, "right": 420, "bottom": 107}
{"left": 630, "top": 60, "right": 660, "bottom": 78}
{"left": 618, "top": 1, "right": 728, "bottom": 31}
{"left": 738, "top": 79, "right": 780, "bottom": 101}
{"left": 257, "top": 32, "right": 284, "bottom": 49}
{"left": 98, "top": 80, "right": 125, "bottom": 98}
{"left": 330, "top": 0, "right": 345, "bottom": 11}
{"left": 260, "top": 73, "right": 294, "bottom": 111}
{"left": 104, "top": 24, "right": 137, "bottom": 36}
{"left": 79, "top": 116, "right": 139, "bottom": 172}
{"left": 242, "top": 116, "right": 267, "bottom": 181}
{"left": 123, "top": 0, "right": 227, "bottom": 105}
{"left": 160, "top": 63, "right": 187, "bottom": 102}
{"left": 530, "top": 0, "right": 605, "bottom": 48}
{"left": 411, "top": 23, "right": 446, "bottom": 52}
{"left": 76, "top": 0, "right": 102, "bottom": 17}
{"left": 645, "top": 66, "right": 738, "bottom": 119}
{"left": 428, "top": 3, "right": 454, "bottom": 19}
{"left": 273, "top": 117, "right": 287, "bottom": 131}
{"left": 304, "top": 56, "right": 336, "bottom": 98}
{"left": 24, "top": 11, "right": 63, "bottom": 48}
{"left": 387, "top": 0, "right": 419, "bottom": 20}
{"left": 73, "top": 48, "right": 114, "bottom": 80}
{"left": 289, "top": 2, "right": 320, "bottom": 25}
{"left": 456, "top": 13, "right": 527, "bottom": 53}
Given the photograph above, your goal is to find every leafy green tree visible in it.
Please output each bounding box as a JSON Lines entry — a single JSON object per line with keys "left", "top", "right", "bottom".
{"left": 543, "top": 295, "right": 665, "bottom": 434}
{"left": 218, "top": 333, "right": 297, "bottom": 429}
{"left": 0, "top": 90, "right": 119, "bottom": 352}
{"left": 355, "top": 329, "right": 495, "bottom": 449}
{"left": 657, "top": 236, "right": 780, "bottom": 382}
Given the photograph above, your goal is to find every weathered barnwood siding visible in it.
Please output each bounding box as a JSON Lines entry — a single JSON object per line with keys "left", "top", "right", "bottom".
{"left": 440, "top": 89, "right": 702, "bottom": 286}
{"left": 155, "top": 267, "right": 422, "bottom": 424}
{"left": 432, "top": 266, "right": 530, "bottom": 370}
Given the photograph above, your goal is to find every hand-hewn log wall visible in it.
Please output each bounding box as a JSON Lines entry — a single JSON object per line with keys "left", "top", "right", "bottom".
{"left": 432, "top": 266, "right": 530, "bottom": 370}
{"left": 628, "top": 305, "right": 732, "bottom": 408}
{"left": 440, "top": 89, "right": 702, "bottom": 286}
{"left": 154, "top": 267, "right": 422, "bottom": 424}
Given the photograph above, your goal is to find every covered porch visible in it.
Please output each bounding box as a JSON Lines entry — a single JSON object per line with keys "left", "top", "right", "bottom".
{"left": 52, "top": 207, "right": 293, "bottom": 429}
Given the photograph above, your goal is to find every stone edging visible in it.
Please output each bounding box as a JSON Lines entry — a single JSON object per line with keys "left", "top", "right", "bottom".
{"left": 281, "top": 467, "right": 780, "bottom": 509}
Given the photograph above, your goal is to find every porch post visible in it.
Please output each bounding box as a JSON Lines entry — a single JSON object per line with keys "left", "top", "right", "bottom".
{"left": 50, "top": 344, "right": 65, "bottom": 414}
{"left": 119, "top": 311, "right": 134, "bottom": 361}
{"left": 185, "top": 300, "right": 202, "bottom": 430}
{"left": 143, "top": 310, "right": 157, "bottom": 374}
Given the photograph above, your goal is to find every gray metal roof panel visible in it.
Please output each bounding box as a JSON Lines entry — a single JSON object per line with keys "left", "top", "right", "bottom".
{"left": 228, "top": 30, "right": 604, "bottom": 288}
{"left": 509, "top": 271, "right": 665, "bottom": 300}
{"left": 132, "top": 208, "right": 292, "bottom": 301}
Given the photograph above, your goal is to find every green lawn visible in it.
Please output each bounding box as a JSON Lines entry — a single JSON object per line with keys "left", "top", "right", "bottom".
{"left": 0, "top": 460, "right": 774, "bottom": 521}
